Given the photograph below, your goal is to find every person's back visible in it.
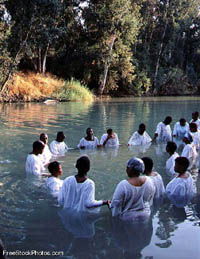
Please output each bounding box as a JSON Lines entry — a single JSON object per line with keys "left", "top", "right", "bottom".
{"left": 181, "top": 135, "right": 198, "bottom": 170}
{"left": 166, "top": 157, "right": 195, "bottom": 207}
{"left": 153, "top": 116, "right": 172, "bottom": 142}
{"left": 58, "top": 156, "right": 109, "bottom": 213}
{"left": 166, "top": 141, "right": 179, "bottom": 176}
{"left": 50, "top": 132, "right": 68, "bottom": 156}
{"left": 25, "top": 141, "right": 45, "bottom": 176}
{"left": 46, "top": 161, "right": 63, "bottom": 198}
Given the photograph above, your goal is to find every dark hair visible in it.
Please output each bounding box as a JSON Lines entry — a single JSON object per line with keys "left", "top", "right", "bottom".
{"left": 164, "top": 116, "right": 172, "bottom": 124}
{"left": 180, "top": 118, "right": 186, "bottom": 124}
{"left": 57, "top": 131, "right": 65, "bottom": 139}
{"left": 175, "top": 157, "right": 190, "bottom": 171}
{"left": 139, "top": 123, "right": 146, "bottom": 129}
{"left": 48, "top": 161, "right": 60, "bottom": 176}
{"left": 141, "top": 157, "right": 153, "bottom": 172}
{"left": 193, "top": 111, "right": 199, "bottom": 117}
{"left": 189, "top": 122, "right": 197, "bottom": 131}
{"left": 107, "top": 128, "right": 113, "bottom": 135}
{"left": 166, "top": 141, "right": 177, "bottom": 153}
{"left": 76, "top": 156, "right": 90, "bottom": 177}
{"left": 33, "top": 140, "right": 44, "bottom": 151}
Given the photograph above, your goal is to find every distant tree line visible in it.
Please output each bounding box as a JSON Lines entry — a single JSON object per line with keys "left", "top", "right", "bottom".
{"left": 0, "top": 0, "right": 200, "bottom": 96}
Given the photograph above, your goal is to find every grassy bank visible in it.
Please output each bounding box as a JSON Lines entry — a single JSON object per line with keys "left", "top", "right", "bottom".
{"left": 1, "top": 72, "right": 94, "bottom": 102}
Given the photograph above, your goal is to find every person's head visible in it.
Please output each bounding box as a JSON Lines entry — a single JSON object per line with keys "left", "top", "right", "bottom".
{"left": 189, "top": 122, "right": 198, "bottom": 133}
{"left": 192, "top": 111, "right": 199, "bottom": 121}
{"left": 107, "top": 128, "right": 114, "bottom": 136}
{"left": 180, "top": 118, "right": 186, "bottom": 127}
{"left": 48, "top": 161, "right": 63, "bottom": 177}
{"left": 183, "top": 133, "right": 193, "bottom": 144}
{"left": 174, "top": 157, "right": 189, "bottom": 174}
{"left": 76, "top": 155, "right": 90, "bottom": 177}
{"left": 138, "top": 123, "right": 146, "bottom": 135}
{"left": 40, "top": 133, "right": 48, "bottom": 145}
{"left": 56, "top": 131, "right": 65, "bottom": 142}
{"left": 86, "top": 128, "right": 94, "bottom": 137}
{"left": 163, "top": 116, "right": 172, "bottom": 125}
{"left": 32, "top": 140, "right": 44, "bottom": 155}
{"left": 141, "top": 157, "right": 153, "bottom": 174}
{"left": 166, "top": 141, "right": 177, "bottom": 154}
{"left": 126, "top": 157, "right": 144, "bottom": 177}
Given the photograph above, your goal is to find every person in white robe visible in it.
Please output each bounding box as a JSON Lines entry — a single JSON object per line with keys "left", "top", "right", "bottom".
{"left": 166, "top": 141, "right": 179, "bottom": 176}
{"left": 25, "top": 140, "right": 45, "bottom": 176}
{"left": 46, "top": 161, "right": 63, "bottom": 198}
{"left": 173, "top": 118, "right": 189, "bottom": 139}
{"left": 189, "top": 122, "right": 200, "bottom": 172}
{"left": 142, "top": 157, "right": 165, "bottom": 200}
{"left": 39, "top": 133, "right": 52, "bottom": 165}
{"left": 58, "top": 156, "right": 110, "bottom": 212}
{"left": 181, "top": 134, "right": 198, "bottom": 170}
{"left": 50, "top": 131, "right": 68, "bottom": 156}
{"left": 153, "top": 116, "right": 172, "bottom": 142}
{"left": 77, "top": 128, "right": 100, "bottom": 149}
{"left": 190, "top": 111, "right": 200, "bottom": 130}
{"left": 128, "top": 123, "right": 152, "bottom": 146}
{"left": 111, "top": 157, "right": 155, "bottom": 221}
{"left": 166, "top": 157, "right": 195, "bottom": 207}
{"left": 100, "top": 128, "right": 119, "bottom": 147}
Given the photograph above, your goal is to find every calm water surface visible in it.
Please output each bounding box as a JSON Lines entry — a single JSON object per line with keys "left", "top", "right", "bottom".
{"left": 0, "top": 97, "right": 200, "bottom": 259}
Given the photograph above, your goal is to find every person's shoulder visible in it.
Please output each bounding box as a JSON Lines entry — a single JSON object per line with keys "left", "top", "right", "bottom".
{"left": 63, "top": 175, "right": 75, "bottom": 184}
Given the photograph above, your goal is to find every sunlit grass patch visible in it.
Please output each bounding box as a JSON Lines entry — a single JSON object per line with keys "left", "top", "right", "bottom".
{"left": 6, "top": 72, "right": 94, "bottom": 102}
{"left": 53, "top": 79, "right": 94, "bottom": 102}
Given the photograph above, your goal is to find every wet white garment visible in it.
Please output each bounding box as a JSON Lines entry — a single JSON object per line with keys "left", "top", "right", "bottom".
{"left": 111, "top": 177, "right": 155, "bottom": 220}
{"left": 166, "top": 152, "right": 179, "bottom": 176}
{"left": 166, "top": 172, "right": 195, "bottom": 207}
{"left": 173, "top": 122, "right": 189, "bottom": 139}
{"left": 77, "top": 137, "right": 99, "bottom": 149}
{"left": 39, "top": 144, "right": 52, "bottom": 165}
{"left": 155, "top": 122, "right": 172, "bottom": 142}
{"left": 100, "top": 133, "right": 119, "bottom": 147}
{"left": 128, "top": 131, "right": 152, "bottom": 146}
{"left": 149, "top": 173, "right": 165, "bottom": 199}
{"left": 181, "top": 143, "right": 198, "bottom": 169}
{"left": 190, "top": 131, "right": 200, "bottom": 150}
{"left": 25, "top": 154, "right": 45, "bottom": 176}
{"left": 46, "top": 176, "right": 63, "bottom": 198}
{"left": 58, "top": 176, "right": 103, "bottom": 213}
{"left": 190, "top": 118, "right": 200, "bottom": 129}
{"left": 50, "top": 140, "right": 68, "bottom": 156}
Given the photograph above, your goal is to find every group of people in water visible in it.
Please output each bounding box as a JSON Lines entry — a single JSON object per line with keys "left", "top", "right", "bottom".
{"left": 25, "top": 111, "right": 200, "bottom": 221}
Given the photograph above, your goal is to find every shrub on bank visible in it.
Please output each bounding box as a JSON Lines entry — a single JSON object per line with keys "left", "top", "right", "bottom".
{"left": 4, "top": 72, "right": 94, "bottom": 102}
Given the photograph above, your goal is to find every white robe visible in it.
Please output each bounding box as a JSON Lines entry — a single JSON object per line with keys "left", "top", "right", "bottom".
{"left": 166, "top": 152, "right": 179, "bottom": 176}
{"left": 39, "top": 144, "right": 52, "bottom": 165}
{"left": 190, "top": 131, "right": 200, "bottom": 150}
{"left": 46, "top": 176, "right": 63, "bottom": 198}
{"left": 77, "top": 137, "right": 99, "bottom": 149}
{"left": 155, "top": 122, "right": 172, "bottom": 142}
{"left": 128, "top": 131, "right": 152, "bottom": 146}
{"left": 149, "top": 173, "right": 165, "bottom": 199}
{"left": 111, "top": 177, "right": 155, "bottom": 221}
{"left": 100, "top": 133, "right": 119, "bottom": 147}
{"left": 166, "top": 173, "right": 195, "bottom": 207}
{"left": 50, "top": 140, "right": 68, "bottom": 156}
{"left": 58, "top": 176, "right": 103, "bottom": 213}
{"left": 173, "top": 122, "right": 189, "bottom": 139}
{"left": 181, "top": 143, "right": 198, "bottom": 169}
{"left": 25, "top": 154, "right": 45, "bottom": 176}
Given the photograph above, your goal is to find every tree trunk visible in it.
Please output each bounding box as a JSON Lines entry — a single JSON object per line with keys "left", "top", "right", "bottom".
{"left": 153, "top": 21, "right": 168, "bottom": 92}
{"left": 42, "top": 43, "right": 49, "bottom": 73}
{"left": 38, "top": 47, "right": 42, "bottom": 73}
{"left": 98, "top": 35, "right": 116, "bottom": 96}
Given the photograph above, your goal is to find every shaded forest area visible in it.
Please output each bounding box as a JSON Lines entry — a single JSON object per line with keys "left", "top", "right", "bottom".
{"left": 0, "top": 0, "right": 200, "bottom": 97}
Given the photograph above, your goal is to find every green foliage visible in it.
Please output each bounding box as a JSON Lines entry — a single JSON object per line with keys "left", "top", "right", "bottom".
{"left": 52, "top": 79, "right": 94, "bottom": 102}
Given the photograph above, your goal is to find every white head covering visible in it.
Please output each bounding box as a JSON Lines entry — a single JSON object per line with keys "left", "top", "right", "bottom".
{"left": 126, "top": 157, "right": 144, "bottom": 173}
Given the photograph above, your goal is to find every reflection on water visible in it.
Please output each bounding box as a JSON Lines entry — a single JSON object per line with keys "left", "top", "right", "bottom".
{"left": 0, "top": 98, "right": 200, "bottom": 258}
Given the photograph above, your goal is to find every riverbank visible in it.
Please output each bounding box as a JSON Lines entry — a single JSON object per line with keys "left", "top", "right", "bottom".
{"left": 0, "top": 72, "right": 94, "bottom": 102}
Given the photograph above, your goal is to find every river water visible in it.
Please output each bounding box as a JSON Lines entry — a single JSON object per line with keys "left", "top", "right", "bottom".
{"left": 0, "top": 97, "right": 200, "bottom": 259}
